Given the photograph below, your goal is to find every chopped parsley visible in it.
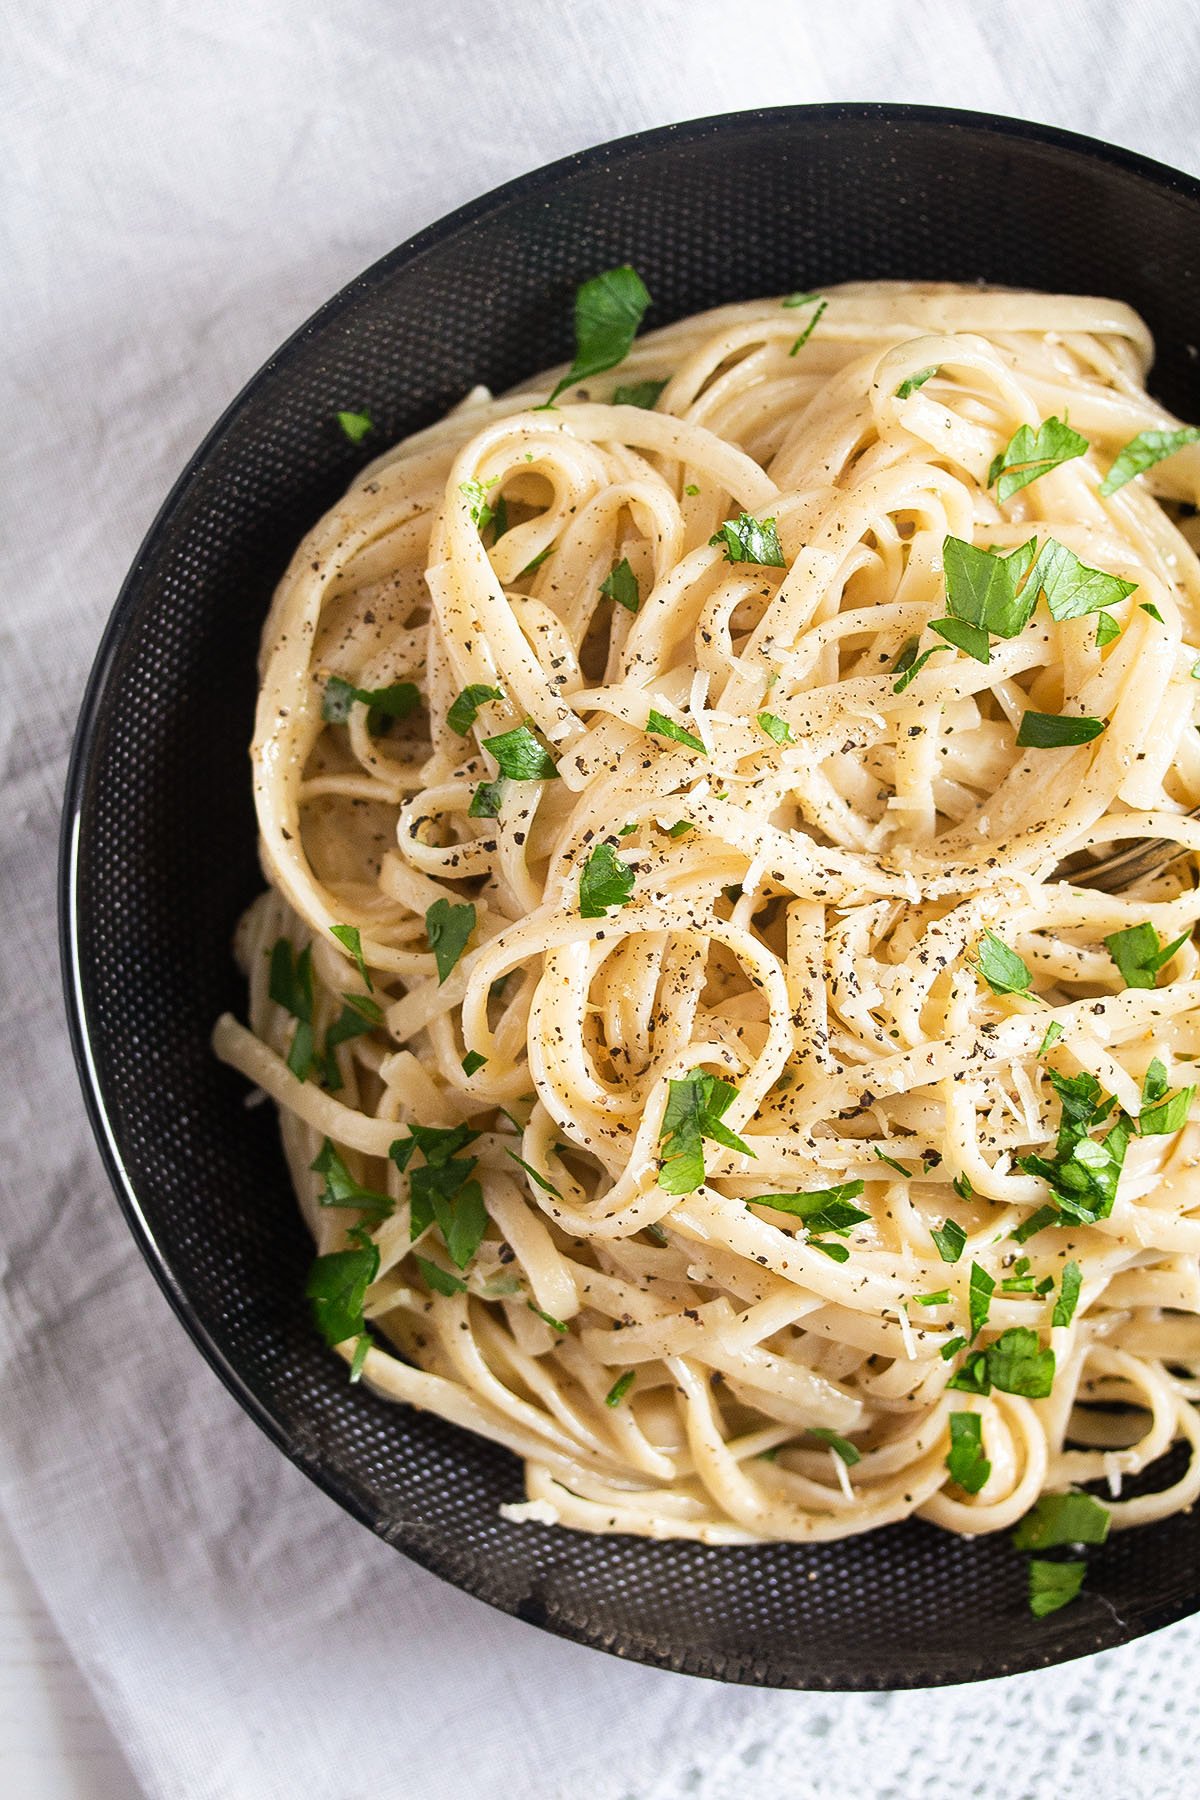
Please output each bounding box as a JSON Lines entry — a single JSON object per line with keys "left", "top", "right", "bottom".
{"left": 330, "top": 923, "right": 373, "bottom": 990}
{"left": 809, "top": 1427, "right": 860, "bottom": 1466}
{"left": 320, "top": 997, "right": 381, "bottom": 1089}
{"left": 601, "top": 557, "right": 640, "bottom": 613}
{"left": 1099, "top": 426, "right": 1200, "bottom": 495}
{"left": 527, "top": 1301, "right": 569, "bottom": 1334}
{"left": 505, "top": 1149, "right": 562, "bottom": 1198}
{"left": 658, "top": 1069, "right": 754, "bottom": 1194}
{"left": 305, "top": 1224, "right": 379, "bottom": 1346}
{"left": 1012, "top": 1491, "right": 1111, "bottom": 1551}
{"left": 895, "top": 365, "right": 938, "bottom": 399}
{"left": 756, "top": 711, "right": 792, "bottom": 744}
{"left": 391, "top": 1124, "right": 487, "bottom": 1268}
{"left": 968, "top": 1262, "right": 995, "bottom": 1341}
{"left": 976, "top": 930, "right": 1034, "bottom": 998}
{"left": 1013, "top": 1203, "right": 1061, "bottom": 1245}
{"left": 469, "top": 778, "right": 506, "bottom": 817}
{"left": 1104, "top": 921, "right": 1189, "bottom": 990}
{"left": 1051, "top": 1260, "right": 1082, "bottom": 1328}
{"left": 1038, "top": 1020, "right": 1064, "bottom": 1056}
{"left": 947, "top": 1325, "right": 1055, "bottom": 1397}
{"left": 269, "top": 939, "right": 315, "bottom": 1081}
{"left": 461, "top": 1050, "right": 487, "bottom": 1076}
{"left": 336, "top": 409, "right": 373, "bottom": 443}
{"left": 915, "top": 1289, "right": 950, "bottom": 1306}
{"left": 612, "top": 378, "right": 667, "bottom": 408}
{"left": 931, "top": 1218, "right": 967, "bottom": 1264}
{"left": 645, "top": 708, "right": 705, "bottom": 752}
{"left": 415, "top": 1256, "right": 468, "bottom": 1296}
{"left": 987, "top": 417, "right": 1088, "bottom": 503}
{"left": 1019, "top": 1068, "right": 1132, "bottom": 1225}
{"left": 873, "top": 1148, "right": 912, "bottom": 1177}
{"left": 946, "top": 1412, "right": 990, "bottom": 1494}
{"left": 786, "top": 295, "right": 827, "bottom": 353}
{"left": 1095, "top": 611, "right": 1121, "bottom": 647}
{"left": 459, "top": 476, "right": 500, "bottom": 529}
{"left": 447, "top": 683, "right": 504, "bottom": 736}
{"left": 1016, "top": 710, "right": 1106, "bottom": 748}
{"left": 891, "top": 638, "right": 949, "bottom": 693}
{"left": 579, "top": 842, "right": 636, "bottom": 918}
{"left": 709, "top": 513, "right": 786, "bottom": 566}
{"left": 484, "top": 724, "right": 559, "bottom": 780}
{"left": 1025, "top": 537, "right": 1137, "bottom": 620}
{"left": 1138, "top": 1057, "right": 1195, "bottom": 1135}
{"left": 425, "top": 899, "right": 476, "bottom": 984}
{"left": 547, "top": 265, "right": 652, "bottom": 406}
{"left": 605, "top": 1370, "right": 636, "bottom": 1406}
{"left": 1028, "top": 1559, "right": 1086, "bottom": 1618}
{"left": 310, "top": 1139, "right": 393, "bottom": 1219}
{"left": 746, "top": 1182, "right": 869, "bottom": 1238}
{"left": 349, "top": 1333, "right": 371, "bottom": 1382}
{"left": 322, "top": 674, "right": 421, "bottom": 734}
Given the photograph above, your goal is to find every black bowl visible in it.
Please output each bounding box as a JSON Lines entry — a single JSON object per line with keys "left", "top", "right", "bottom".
{"left": 61, "top": 103, "right": 1200, "bottom": 1689}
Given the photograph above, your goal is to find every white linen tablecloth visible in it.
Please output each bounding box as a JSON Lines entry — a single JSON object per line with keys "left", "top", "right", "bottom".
{"left": 4, "top": 3, "right": 1200, "bottom": 1795}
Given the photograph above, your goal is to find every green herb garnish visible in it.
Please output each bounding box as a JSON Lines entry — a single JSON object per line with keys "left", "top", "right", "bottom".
{"left": 658, "top": 1069, "right": 754, "bottom": 1195}
{"left": 931, "top": 1218, "right": 967, "bottom": 1264}
{"left": 1104, "top": 921, "right": 1189, "bottom": 991}
{"left": 330, "top": 923, "right": 373, "bottom": 990}
{"left": 946, "top": 1412, "right": 990, "bottom": 1494}
{"left": 336, "top": 410, "right": 373, "bottom": 444}
{"left": 306, "top": 1224, "right": 379, "bottom": 1345}
{"left": 547, "top": 265, "right": 652, "bottom": 406}
{"left": 484, "top": 724, "right": 559, "bottom": 780}
{"left": 461, "top": 1050, "right": 487, "bottom": 1076}
{"left": 968, "top": 1262, "right": 995, "bottom": 1341}
{"left": 709, "top": 513, "right": 786, "bottom": 566}
{"left": 1100, "top": 426, "right": 1200, "bottom": 495}
{"left": 505, "top": 1148, "right": 562, "bottom": 1198}
{"left": 976, "top": 929, "right": 1034, "bottom": 998}
{"left": 605, "top": 1370, "right": 636, "bottom": 1406}
{"left": 896, "top": 366, "right": 938, "bottom": 399}
{"left": 987, "top": 417, "right": 1088, "bottom": 502}
{"left": 469, "top": 779, "right": 507, "bottom": 817}
{"left": 645, "top": 709, "right": 706, "bottom": 752}
{"left": 527, "top": 1301, "right": 569, "bottom": 1334}
{"left": 612, "top": 379, "right": 667, "bottom": 408}
{"left": 1013, "top": 1491, "right": 1110, "bottom": 1551}
{"left": 1028, "top": 1559, "right": 1086, "bottom": 1618}
{"left": 756, "top": 711, "right": 792, "bottom": 744}
{"left": 322, "top": 674, "right": 421, "bottom": 734}
{"left": 1051, "top": 1260, "right": 1082, "bottom": 1327}
{"left": 579, "top": 841, "right": 636, "bottom": 918}
{"left": 425, "top": 899, "right": 476, "bottom": 984}
{"left": 310, "top": 1139, "right": 394, "bottom": 1219}
{"left": 1016, "top": 710, "right": 1106, "bottom": 748}
{"left": 447, "top": 684, "right": 504, "bottom": 736}
{"left": 415, "top": 1256, "right": 469, "bottom": 1296}
{"left": 269, "top": 939, "right": 315, "bottom": 1081}
{"left": 809, "top": 1427, "right": 860, "bottom": 1466}
{"left": 601, "top": 557, "right": 640, "bottom": 613}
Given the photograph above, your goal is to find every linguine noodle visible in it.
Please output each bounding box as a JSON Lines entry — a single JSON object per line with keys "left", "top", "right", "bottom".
{"left": 214, "top": 280, "right": 1200, "bottom": 1554}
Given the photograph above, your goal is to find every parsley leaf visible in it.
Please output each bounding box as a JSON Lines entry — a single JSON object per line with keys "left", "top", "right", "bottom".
{"left": 336, "top": 409, "right": 373, "bottom": 444}
{"left": 579, "top": 842, "right": 635, "bottom": 918}
{"left": 976, "top": 930, "right": 1033, "bottom": 998}
{"left": 269, "top": 939, "right": 315, "bottom": 1081}
{"left": 809, "top": 1427, "right": 860, "bottom": 1466}
{"left": 605, "top": 1370, "right": 636, "bottom": 1406}
{"left": 985, "top": 1326, "right": 1056, "bottom": 1397}
{"left": 788, "top": 297, "right": 827, "bottom": 354}
{"left": 458, "top": 476, "right": 499, "bottom": 529}
{"left": 940, "top": 535, "right": 1039, "bottom": 647}
{"left": 1013, "top": 1491, "right": 1110, "bottom": 1551}
{"left": 987, "top": 417, "right": 1088, "bottom": 503}
{"left": 968, "top": 1262, "right": 995, "bottom": 1341}
{"left": 756, "top": 711, "right": 792, "bottom": 744}
{"left": 601, "top": 558, "right": 640, "bottom": 613}
{"left": 1100, "top": 426, "right": 1200, "bottom": 495}
{"left": 425, "top": 899, "right": 475, "bottom": 984}
{"left": 330, "top": 923, "right": 373, "bottom": 991}
{"left": 415, "top": 1255, "right": 468, "bottom": 1296}
{"left": 1028, "top": 1559, "right": 1086, "bottom": 1618}
{"left": 645, "top": 709, "right": 706, "bottom": 752}
{"left": 1019, "top": 1069, "right": 1132, "bottom": 1224}
{"left": 1095, "top": 611, "right": 1121, "bottom": 647}
{"left": 505, "top": 1148, "right": 562, "bottom": 1198}
{"left": 896, "top": 365, "right": 938, "bottom": 399}
{"left": 320, "top": 999, "right": 380, "bottom": 1089}
{"left": 1038, "top": 1020, "right": 1064, "bottom": 1056}
{"left": 548, "top": 265, "right": 652, "bottom": 406}
{"left": 349, "top": 1332, "right": 371, "bottom": 1382}
{"left": 484, "top": 724, "right": 559, "bottom": 781}
{"left": 527, "top": 1301, "right": 569, "bottom": 1334}
{"left": 915, "top": 1289, "right": 950, "bottom": 1306}
{"left": 447, "top": 684, "right": 504, "bottom": 736}
{"left": 873, "top": 1148, "right": 912, "bottom": 1177}
{"left": 461, "top": 1050, "right": 487, "bottom": 1076}
{"left": 322, "top": 674, "right": 421, "bottom": 730}
{"left": 305, "top": 1224, "right": 379, "bottom": 1345}
{"left": 1104, "top": 921, "right": 1189, "bottom": 990}
{"left": 310, "top": 1139, "right": 394, "bottom": 1219}
{"left": 746, "top": 1182, "right": 869, "bottom": 1237}
{"left": 946, "top": 1412, "right": 990, "bottom": 1494}
{"left": 1052, "top": 1260, "right": 1082, "bottom": 1328}
{"left": 1140, "top": 1082, "right": 1195, "bottom": 1135}
{"left": 469, "top": 779, "right": 506, "bottom": 817}
{"left": 709, "top": 514, "right": 786, "bottom": 566}
{"left": 1016, "top": 711, "right": 1106, "bottom": 748}
{"left": 612, "top": 379, "right": 666, "bottom": 408}
{"left": 891, "top": 640, "right": 949, "bottom": 693}
{"left": 658, "top": 1069, "right": 754, "bottom": 1194}
{"left": 1025, "top": 537, "right": 1137, "bottom": 620}
{"left": 931, "top": 1218, "right": 967, "bottom": 1263}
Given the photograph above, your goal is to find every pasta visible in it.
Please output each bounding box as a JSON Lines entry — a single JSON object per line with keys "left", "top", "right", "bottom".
{"left": 214, "top": 278, "right": 1200, "bottom": 1571}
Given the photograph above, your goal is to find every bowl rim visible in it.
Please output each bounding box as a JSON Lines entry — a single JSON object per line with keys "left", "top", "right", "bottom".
{"left": 59, "top": 100, "right": 1200, "bottom": 1690}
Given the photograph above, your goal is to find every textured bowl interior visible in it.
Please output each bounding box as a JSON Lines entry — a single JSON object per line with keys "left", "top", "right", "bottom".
{"left": 63, "top": 104, "right": 1200, "bottom": 1688}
